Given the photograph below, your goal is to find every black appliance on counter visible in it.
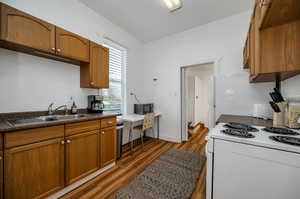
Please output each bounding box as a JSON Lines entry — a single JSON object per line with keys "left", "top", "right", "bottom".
{"left": 134, "top": 103, "right": 154, "bottom": 115}
{"left": 88, "top": 95, "right": 104, "bottom": 113}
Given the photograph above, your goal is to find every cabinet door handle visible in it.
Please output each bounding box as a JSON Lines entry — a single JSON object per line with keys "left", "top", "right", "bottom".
{"left": 51, "top": 47, "right": 56, "bottom": 51}
{"left": 61, "top": 140, "right": 65, "bottom": 145}
{"left": 0, "top": 156, "right": 2, "bottom": 160}
{"left": 108, "top": 121, "right": 113, "bottom": 124}
{"left": 90, "top": 81, "right": 95, "bottom": 85}
{"left": 260, "top": 0, "right": 269, "bottom": 7}
{"left": 57, "top": 49, "right": 61, "bottom": 52}
{"left": 102, "top": 131, "right": 105, "bottom": 134}
{"left": 66, "top": 140, "right": 71, "bottom": 144}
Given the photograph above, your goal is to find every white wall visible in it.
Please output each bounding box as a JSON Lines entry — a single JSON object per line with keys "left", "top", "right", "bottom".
{"left": 0, "top": 0, "right": 144, "bottom": 113}
{"left": 141, "top": 11, "right": 274, "bottom": 142}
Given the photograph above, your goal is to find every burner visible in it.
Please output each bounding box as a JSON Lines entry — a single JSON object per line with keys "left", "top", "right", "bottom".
{"left": 270, "top": 136, "right": 300, "bottom": 146}
{"left": 221, "top": 129, "right": 255, "bottom": 138}
{"left": 262, "top": 127, "right": 299, "bottom": 135}
{"left": 224, "top": 122, "right": 259, "bottom": 132}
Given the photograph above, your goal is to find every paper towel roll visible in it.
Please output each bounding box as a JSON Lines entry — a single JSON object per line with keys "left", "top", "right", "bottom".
{"left": 253, "top": 104, "right": 273, "bottom": 119}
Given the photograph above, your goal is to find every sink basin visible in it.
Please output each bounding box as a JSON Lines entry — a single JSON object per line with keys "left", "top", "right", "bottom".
{"left": 39, "top": 114, "right": 88, "bottom": 121}
{"left": 7, "top": 114, "right": 88, "bottom": 127}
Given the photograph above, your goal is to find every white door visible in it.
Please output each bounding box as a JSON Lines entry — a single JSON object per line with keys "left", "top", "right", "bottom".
{"left": 194, "top": 76, "right": 202, "bottom": 124}
{"left": 208, "top": 76, "right": 216, "bottom": 129}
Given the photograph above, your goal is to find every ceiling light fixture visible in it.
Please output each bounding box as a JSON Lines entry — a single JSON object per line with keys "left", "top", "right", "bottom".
{"left": 163, "top": 0, "right": 182, "bottom": 12}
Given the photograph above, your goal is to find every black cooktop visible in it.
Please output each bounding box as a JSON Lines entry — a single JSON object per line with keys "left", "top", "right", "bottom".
{"left": 262, "top": 127, "right": 300, "bottom": 136}
{"left": 221, "top": 129, "right": 255, "bottom": 138}
{"left": 224, "top": 122, "right": 259, "bottom": 132}
{"left": 270, "top": 136, "right": 300, "bottom": 146}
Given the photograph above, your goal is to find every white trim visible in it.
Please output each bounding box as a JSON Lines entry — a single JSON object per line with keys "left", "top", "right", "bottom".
{"left": 179, "top": 58, "right": 221, "bottom": 142}
{"left": 46, "top": 162, "right": 115, "bottom": 199}
{"left": 159, "top": 135, "right": 181, "bottom": 143}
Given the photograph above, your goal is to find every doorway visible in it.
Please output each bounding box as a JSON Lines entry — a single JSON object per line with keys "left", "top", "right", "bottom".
{"left": 181, "top": 62, "right": 216, "bottom": 141}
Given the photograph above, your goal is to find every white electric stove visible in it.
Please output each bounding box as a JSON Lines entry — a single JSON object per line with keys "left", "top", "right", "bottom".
{"left": 206, "top": 122, "right": 300, "bottom": 199}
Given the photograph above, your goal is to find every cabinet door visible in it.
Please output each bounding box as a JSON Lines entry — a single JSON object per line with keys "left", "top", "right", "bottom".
{"left": 100, "top": 127, "right": 116, "bottom": 167}
{"left": 66, "top": 130, "right": 100, "bottom": 185}
{"left": 80, "top": 42, "right": 109, "bottom": 88}
{"left": 0, "top": 3, "right": 55, "bottom": 53}
{"left": 287, "top": 20, "right": 300, "bottom": 71}
{"left": 90, "top": 42, "right": 109, "bottom": 88}
{"left": 5, "top": 138, "right": 65, "bottom": 199}
{"left": 55, "top": 27, "right": 90, "bottom": 62}
{"left": 0, "top": 151, "right": 3, "bottom": 199}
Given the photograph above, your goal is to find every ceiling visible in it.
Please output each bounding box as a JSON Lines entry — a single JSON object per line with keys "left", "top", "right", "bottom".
{"left": 80, "top": 0, "right": 253, "bottom": 42}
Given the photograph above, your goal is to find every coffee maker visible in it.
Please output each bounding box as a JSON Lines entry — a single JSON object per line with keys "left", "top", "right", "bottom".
{"left": 88, "top": 95, "right": 104, "bottom": 113}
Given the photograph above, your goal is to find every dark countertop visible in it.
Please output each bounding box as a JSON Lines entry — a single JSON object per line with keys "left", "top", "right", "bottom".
{"left": 217, "top": 114, "right": 273, "bottom": 127}
{"left": 0, "top": 112, "right": 121, "bottom": 133}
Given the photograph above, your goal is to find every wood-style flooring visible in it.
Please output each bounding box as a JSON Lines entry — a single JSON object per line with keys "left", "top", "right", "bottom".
{"left": 61, "top": 128, "right": 209, "bottom": 199}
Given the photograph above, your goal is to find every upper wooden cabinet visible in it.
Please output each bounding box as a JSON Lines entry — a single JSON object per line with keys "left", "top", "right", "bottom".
{"left": 244, "top": 0, "right": 300, "bottom": 83}
{"left": 55, "top": 27, "right": 90, "bottom": 62}
{"left": 65, "top": 130, "right": 100, "bottom": 185}
{"left": 0, "top": 3, "right": 55, "bottom": 53}
{"left": 0, "top": 3, "right": 109, "bottom": 89}
{"left": 81, "top": 42, "right": 109, "bottom": 88}
{"left": 5, "top": 138, "right": 65, "bottom": 199}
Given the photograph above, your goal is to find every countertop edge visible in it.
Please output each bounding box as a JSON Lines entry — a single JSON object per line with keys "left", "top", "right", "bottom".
{"left": 0, "top": 113, "right": 121, "bottom": 133}
{"left": 216, "top": 114, "right": 273, "bottom": 127}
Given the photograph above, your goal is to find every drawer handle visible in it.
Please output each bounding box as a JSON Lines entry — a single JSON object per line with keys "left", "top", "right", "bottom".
{"left": 0, "top": 156, "right": 2, "bottom": 160}
{"left": 107, "top": 121, "right": 113, "bottom": 124}
{"left": 61, "top": 140, "right": 65, "bottom": 145}
{"left": 57, "top": 48, "right": 61, "bottom": 52}
{"left": 51, "top": 47, "right": 56, "bottom": 51}
{"left": 66, "top": 140, "right": 71, "bottom": 144}
{"left": 102, "top": 131, "right": 105, "bottom": 134}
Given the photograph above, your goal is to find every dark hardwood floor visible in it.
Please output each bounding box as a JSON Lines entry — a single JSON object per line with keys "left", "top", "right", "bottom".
{"left": 61, "top": 128, "right": 209, "bottom": 199}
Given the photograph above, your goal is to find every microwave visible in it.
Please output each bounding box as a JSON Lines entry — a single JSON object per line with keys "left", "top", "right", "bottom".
{"left": 134, "top": 104, "right": 154, "bottom": 115}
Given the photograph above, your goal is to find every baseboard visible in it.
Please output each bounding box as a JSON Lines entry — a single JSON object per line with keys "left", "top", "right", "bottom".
{"left": 46, "top": 162, "right": 116, "bottom": 199}
{"left": 159, "top": 135, "right": 181, "bottom": 143}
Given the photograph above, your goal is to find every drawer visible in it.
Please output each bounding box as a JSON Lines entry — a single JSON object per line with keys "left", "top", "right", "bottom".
{"left": 100, "top": 117, "right": 116, "bottom": 129}
{"left": 66, "top": 120, "right": 100, "bottom": 136}
{"left": 5, "top": 125, "right": 64, "bottom": 148}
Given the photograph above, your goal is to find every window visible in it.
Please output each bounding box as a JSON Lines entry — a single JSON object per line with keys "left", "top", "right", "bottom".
{"left": 102, "top": 40, "right": 127, "bottom": 113}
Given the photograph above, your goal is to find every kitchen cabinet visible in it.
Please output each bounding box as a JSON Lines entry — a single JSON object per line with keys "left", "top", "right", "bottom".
{"left": 100, "top": 126, "right": 116, "bottom": 167}
{"left": 0, "top": 151, "right": 3, "bottom": 199}
{"left": 244, "top": 0, "right": 300, "bottom": 83}
{"left": 0, "top": 3, "right": 109, "bottom": 89}
{"left": 0, "top": 3, "right": 55, "bottom": 53}
{"left": 5, "top": 138, "right": 65, "bottom": 199}
{"left": 2, "top": 117, "right": 116, "bottom": 198}
{"left": 55, "top": 27, "right": 90, "bottom": 62}
{"left": 65, "top": 130, "right": 100, "bottom": 185}
{"left": 81, "top": 42, "right": 109, "bottom": 88}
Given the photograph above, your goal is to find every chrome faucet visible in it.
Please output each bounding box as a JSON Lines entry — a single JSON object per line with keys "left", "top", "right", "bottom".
{"left": 48, "top": 103, "right": 68, "bottom": 115}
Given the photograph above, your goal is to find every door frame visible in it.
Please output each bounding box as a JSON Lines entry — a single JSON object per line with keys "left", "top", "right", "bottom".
{"left": 180, "top": 58, "right": 220, "bottom": 142}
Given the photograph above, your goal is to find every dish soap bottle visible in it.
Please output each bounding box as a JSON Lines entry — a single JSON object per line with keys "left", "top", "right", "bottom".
{"left": 71, "top": 100, "right": 78, "bottom": 114}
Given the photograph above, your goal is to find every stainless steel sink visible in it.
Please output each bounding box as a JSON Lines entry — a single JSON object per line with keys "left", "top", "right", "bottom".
{"left": 7, "top": 114, "right": 88, "bottom": 127}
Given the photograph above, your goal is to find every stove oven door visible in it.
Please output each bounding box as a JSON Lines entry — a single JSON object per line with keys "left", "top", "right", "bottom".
{"left": 205, "top": 136, "right": 214, "bottom": 199}
{"left": 213, "top": 139, "right": 300, "bottom": 199}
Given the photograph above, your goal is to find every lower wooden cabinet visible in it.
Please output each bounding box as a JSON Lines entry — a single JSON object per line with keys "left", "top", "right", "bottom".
{"left": 0, "top": 151, "right": 3, "bottom": 199}
{"left": 4, "top": 138, "right": 65, "bottom": 199}
{"left": 100, "top": 127, "right": 117, "bottom": 167}
{"left": 3, "top": 117, "right": 117, "bottom": 198}
{"left": 65, "top": 130, "right": 100, "bottom": 185}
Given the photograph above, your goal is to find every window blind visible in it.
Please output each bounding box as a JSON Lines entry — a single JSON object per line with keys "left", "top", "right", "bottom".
{"left": 102, "top": 42, "right": 126, "bottom": 113}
